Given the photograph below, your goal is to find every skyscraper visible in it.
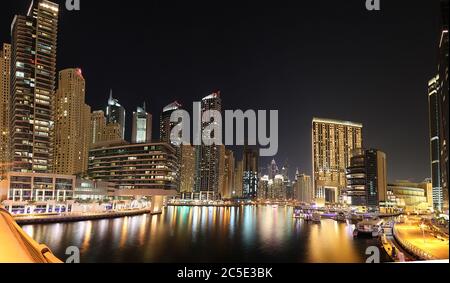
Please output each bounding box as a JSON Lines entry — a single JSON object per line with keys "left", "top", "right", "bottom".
{"left": 106, "top": 90, "right": 126, "bottom": 140}
{"left": 312, "top": 118, "right": 363, "bottom": 204}
{"left": 346, "top": 149, "right": 387, "bottom": 209}
{"left": 132, "top": 103, "right": 152, "bottom": 144}
{"left": 90, "top": 110, "right": 122, "bottom": 148}
{"left": 234, "top": 160, "right": 244, "bottom": 197}
{"left": 179, "top": 145, "right": 196, "bottom": 193}
{"left": 243, "top": 146, "right": 259, "bottom": 199}
{"left": 295, "top": 172, "right": 313, "bottom": 204}
{"left": 267, "top": 159, "right": 279, "bottom": 179}
{"left": 438, "top": 0, "right": 449, "bottom": 211}
{"left": 0, "top": 43, "right": 11, "bottom": 177}
{"left": 196, "top": 92, "right": 222, "bottom": 195}
{"left": 428, "top": 76, "right": 444, "bottom": 211}
{"left": 54, "top": 68, "right": 91, "bottom": 175}
{"left": 160, "top": 101, "right": 182, "bottom": 144}
{"left": 10, "top": 0, "right": 59, "bottom": 173}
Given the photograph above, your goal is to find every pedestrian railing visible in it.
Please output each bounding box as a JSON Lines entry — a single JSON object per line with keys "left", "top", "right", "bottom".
{"left": 392, "top": 223, "right": 436, "bottom": 261}
{"left": 0, "top": 206, "right": 62, "bottom": 263}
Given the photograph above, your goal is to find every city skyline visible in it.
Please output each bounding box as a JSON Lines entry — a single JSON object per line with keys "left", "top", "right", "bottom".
{"left": 0, "top": 0, "right": 442, "bottom": 182}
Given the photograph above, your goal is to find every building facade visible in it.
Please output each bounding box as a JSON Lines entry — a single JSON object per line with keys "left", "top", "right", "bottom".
{"left": 90, "top": 110, "right": 122, "bottom": 148}
{"left": 160, "top": 101, "right": 182, "bottom": 144}
{"left": 106, "top": 90, "right": 126, "bottom": 140}
{"left": 312, "top": 118, "right": 363, "bottom": 204}
{"left": 295, "top": 173, "right": 313, "bottom": 204}
{"left": 243, "top": 146, "right": 259, "bottom": 199}
{"left": 0, "top": 172, "right": 75, "bottom": 214}
{"left": 388, "top": 180, "right": 434, "bottom": 213}
{"left": 88, "top": 142, "right": 179, "bottom": 191}
{"left": 10, "top": 0, "right": 59, "bottom": 173}
{"left": 0, "top": 43, "right": 11, "bottom": 177}
{"left": 196, "top": 92, "right": 222, "bottom": 194}
{"left": 74, "top": 178, "right": 116, "bottom": 201}
{"left": 179, "top": 145, "right": 196, "bottom": 193}
{"left": 132, "top": 103, "right": 152, "bottom": 144}
{"left": 345, "top": 149, "right": 387, "bottom": 209}
{"left": 54, "top": 68, "right": 91, "bottom": 175}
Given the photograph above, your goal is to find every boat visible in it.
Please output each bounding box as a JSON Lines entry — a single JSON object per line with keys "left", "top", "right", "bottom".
{"left": 312, "top": 212, "right": 321, "bottom": 223}
{"left": 353, "top": 218, "right": 384, "bottom": 238}
{"left": 293, "top": 207, "right": 302, "bottom": 219}
{"left": 382, "top": 221, "right": 394, "bottom": 236}
{"left": 334, "top": 212, "right": 347, "bottom": 222}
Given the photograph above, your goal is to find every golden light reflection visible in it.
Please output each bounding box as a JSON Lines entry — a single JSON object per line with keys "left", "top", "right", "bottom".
{"left": 119, "top": 217, "right": 129, "bottom": 248}
{"left": 81, "top": 221, "right": 92, "bottom": 250}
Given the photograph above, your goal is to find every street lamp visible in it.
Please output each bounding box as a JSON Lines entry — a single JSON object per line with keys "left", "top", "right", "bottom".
{"left": 419, "top": 223, "right": 427, "bottom": 244}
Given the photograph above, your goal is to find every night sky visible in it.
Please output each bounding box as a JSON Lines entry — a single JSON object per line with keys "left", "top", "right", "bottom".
{"left": 0, "top": 0, "right": 442, "bottom": 182}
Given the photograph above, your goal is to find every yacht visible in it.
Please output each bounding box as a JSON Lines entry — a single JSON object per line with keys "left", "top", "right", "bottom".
{"left": 312, "top": 212, "right": 322, "bottom": 223}
{"left": 353, "top": 218, "right": 384, "bottom": 238}
{"left": 334, "top": 212, "right": 347, "bottom": 222}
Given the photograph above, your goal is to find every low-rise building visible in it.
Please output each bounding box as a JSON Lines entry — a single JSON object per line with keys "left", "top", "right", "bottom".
{"left": 0, "top": 172, "right": 75, "bottom": 214}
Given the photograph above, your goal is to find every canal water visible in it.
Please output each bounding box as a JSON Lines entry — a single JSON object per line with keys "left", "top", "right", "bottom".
{"left": 22, "top": 206, "right": 387, "bottom": 263}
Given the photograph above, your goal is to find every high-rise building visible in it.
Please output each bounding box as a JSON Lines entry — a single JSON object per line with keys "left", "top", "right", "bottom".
{"left": 243, "top": 146, "right": 259, "bottom": 199}
{"left": 179, "top": 145, "right": 196, "bottom": 193}
{"left": 234, "top": 160, "right": 244, "bottom": 197}
{"left": 196, "top": 92, "right": 222, "bottom": 194}
{"left": 295, "top": 172, "right": 313, "bottom": 204}
{"left": 346, "top": 149, "right": 387, "bottom": 209}
{"left": 10, "top": 0, "right": 59, "bottom": 173}
{"left": 312, "top": 118, "right": 363, "bottom": 204}
{"left": 267, "top": 159, "right": 279, "bottom": 179}
{"left": 0, "top": 43, "right": 11, "bottom": 177}
{"left": 218, "top": 147, "right": 235, "bottom": 199}
{"left": 160, "top": 101, "right": 182, "bottom": 144}
{"left": 106, "top": 90, "right": 126, "bottom": 140}
{"left": 438, "top": 0, "right": 449, "bottom": 212}
{"left": 428, "top": 76, "right": 444, "bottom": 211}
{"left": 90, "top": 110, "right": 122, "bottom": 148}
{"left": 132, "top": 103, "right": 152, "bottom": 144}
{"left": 53, "top": 69, "right": 91, "bottom": 175}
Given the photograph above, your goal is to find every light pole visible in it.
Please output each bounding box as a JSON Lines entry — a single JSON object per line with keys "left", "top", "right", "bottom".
{"left": 419, "top": 223, "right": 427, "bottom": 244}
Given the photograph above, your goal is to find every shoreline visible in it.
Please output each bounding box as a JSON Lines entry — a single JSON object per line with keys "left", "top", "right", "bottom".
{"left": 15, "top": 209, "right": 158, "bottom": 225}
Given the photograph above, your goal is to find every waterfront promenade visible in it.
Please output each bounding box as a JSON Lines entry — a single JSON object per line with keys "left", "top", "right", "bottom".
{"left": 394, "top": 218, "right": 449, "bottom": 261}
{"left": 14, "top": 209, "right": 154, "bottom": 225}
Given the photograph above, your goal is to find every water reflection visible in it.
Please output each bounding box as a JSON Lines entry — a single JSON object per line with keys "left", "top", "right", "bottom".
{"left": 22, "top": 206, "right": 383, "bottom": 263}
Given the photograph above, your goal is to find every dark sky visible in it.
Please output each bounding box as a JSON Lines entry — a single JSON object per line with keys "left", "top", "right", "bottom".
{"left": 0, "top": 0, "right": 442, "bottom": 182}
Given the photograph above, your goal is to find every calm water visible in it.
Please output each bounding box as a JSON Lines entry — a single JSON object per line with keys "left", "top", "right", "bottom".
{"left": 22, "top": 206, "right": 386, "bottom": 263}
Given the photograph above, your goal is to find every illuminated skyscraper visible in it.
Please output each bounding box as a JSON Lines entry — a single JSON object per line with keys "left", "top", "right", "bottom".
{"left": 0, "top": 43, "right": 11, "bottom": 177}
{"left": 346, "top": 149, "right": 387, "bottom": 209}
{"left": 160, "top": 101, "right": 182, "bottom": 144}
{"left": 132, "top": 103, "right": 152, "bottom": 144}
{"left": 267, "top": 159, "right": 279, "bottom": 179}
{"left": 54, "top": 69, "right": 91, "bottom": 175}
{"left": 90, "top": 110, "right": 122, "bottom": 148}
{"left": 106, "top": 90, "right": 126, "bottom": 140}
{"left": 10, "top": 0, "right": 59, "bottom": 173}
{"left": 179, "top": 145, "right": 196, "bottom": 193}
{"left": 295, "top": 172, "right": 313, "bottom": 204}
{"left": 243, "top": 146, "right": 259, "bottom": 199}
{"left": 428, "top": 76, "right": 444, "bottom": 211}
{"left": 196, "top": 92, "right": 222, "bottom": 195}
{"left": 312, "top": 118, "right": 363, "bottom": 204}
{"left": 234, "top": 160, "right": 244, "bottom": 197}
{"left": 438, "top": 0, "right": 449, "bottom": 211}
